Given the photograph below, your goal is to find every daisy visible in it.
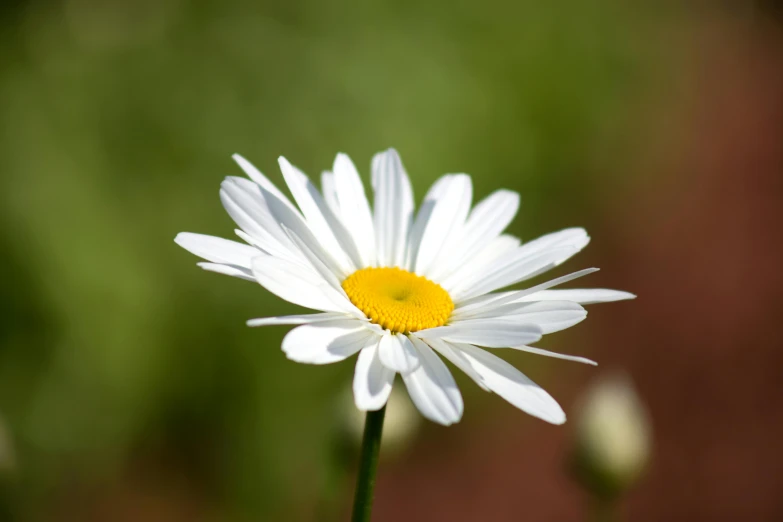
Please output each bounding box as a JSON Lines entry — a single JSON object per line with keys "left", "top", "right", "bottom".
{"left": 175, "top": 149, "right": 634, "bottom": 426}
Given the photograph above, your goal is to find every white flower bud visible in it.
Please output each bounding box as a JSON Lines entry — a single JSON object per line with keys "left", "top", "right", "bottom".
{"left": 571, "top": 371, "right": 652, "bottom": 498}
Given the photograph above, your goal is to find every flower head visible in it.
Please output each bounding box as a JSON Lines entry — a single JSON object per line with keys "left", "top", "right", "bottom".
{"left": 175, "top": 149, "right": 634, "bottom": 426}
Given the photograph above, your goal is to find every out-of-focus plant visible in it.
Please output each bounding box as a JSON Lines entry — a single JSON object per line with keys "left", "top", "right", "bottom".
{"left": 570, "top": 371, "right": 652, "bottom": 520}
{"left": 340, "top": 385, "right": 421, "bottom": 458}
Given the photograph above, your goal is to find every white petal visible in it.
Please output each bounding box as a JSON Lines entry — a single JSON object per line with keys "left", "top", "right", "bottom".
{"left": 282, "top": 320, "right": 373, "bottom": 364}
{"left": 175, "top": 232, "right": 258, "bottom": 268}
{"left": 333, "top": 153, "right": 377, "bottom": 267}
{"left": 246, "top": 313, "right": 348, "bottom": 327}
{"left": 404, "top": 175, "right": 452, "bottom": 270}
{"left": 320, "top": 171, "right": 341, "bottom": 215}
{"left": 449, "top": 236, "right": 587, "bottom": 302}
{"left": 255, "top": 176, "right": 350, "bottom": 279}
{"left": 421, "top": 337, "right": 489, "bottom": 391}
{"left": 440, "top": 234, "right": 521, "bottom": 293}
{"left": 197, "top": 262, "right": 255, "bottom": 281}
{"left": 430, "top": 189, "right": 519, "bottom": 281}
{"left": 281, "top": 225, "right": 346, "bottom": 291}
{"left": 378, "top": 332, "right": 421, "bottom": 374}
{"left": 372, "top": 149, "right": 414, "bottom": 267}
{"left": 455, "top": 343, "right": 566, "bottom": 424}
{"left": 219, "top": 178, "right": 301, "bottom": 263}
{"left": 402, "top": 337, "right": 463, "bottom": 425}
{"left": 353, "top": 341, "right": 395, "bottom": 411}
{"left": 234, "top": 229, "right": 269, "bottom": 254}
{"left": 452, "top": 268, "right": 599, "bottom": 317}
{"left": 232, "top": 154, "right": 299, "bottom": 212}
{"left": 416, "top": 321, "right": 542, "bottom": 347}
{"left": 251, "top": 254, "right": 354, "bottom": 313}
{"left": 219, "top": 181, "right": 278, "bottom": 247}
{"left": 462, "top": 189, "right": 520, "bottom": 244}
{"left": 508, "top": 345, "right": 597, "bottom": 365}
{"left": 519, "top": 227, "right": 590, "bottom": 257}
{"left": 519, "top": 289, "right": 636, "bottom": 305}
{"left": 412, "top": 174, "right": 472, "bottom": 276}
{"left": 449, "top": 247, "right": 574, "bottom": 301}
{"left": 278, "top": 157, "right": 362, "bottom": 271}
{"left": 509, "top": 301, "right": 587, "bottom": 334}
{"left": 454, "top": 300, "right": 587, "bottom": 334}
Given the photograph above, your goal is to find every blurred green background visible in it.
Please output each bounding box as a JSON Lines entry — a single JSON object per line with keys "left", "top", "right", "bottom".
{"left": 2, "top": 1, "right": 782, "bottom": 521}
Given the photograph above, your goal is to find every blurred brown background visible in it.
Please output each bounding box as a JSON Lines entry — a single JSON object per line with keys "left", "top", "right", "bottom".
{"left": 1, "top": 1, "right": 782, "bottom": 521}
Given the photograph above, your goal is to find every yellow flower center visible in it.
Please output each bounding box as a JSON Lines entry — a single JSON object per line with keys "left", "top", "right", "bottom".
{"left": 341, "top": 267, "right": 454, "bottom": 334}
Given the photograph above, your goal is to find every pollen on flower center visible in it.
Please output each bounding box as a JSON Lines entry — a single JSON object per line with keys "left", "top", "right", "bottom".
{"left": 342, "top": 267, "right": 454, "bottom": 334}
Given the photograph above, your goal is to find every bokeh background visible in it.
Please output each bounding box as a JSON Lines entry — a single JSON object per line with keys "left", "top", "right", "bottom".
{"left": 1, "top": 0, "right": 782, "bottom": 520}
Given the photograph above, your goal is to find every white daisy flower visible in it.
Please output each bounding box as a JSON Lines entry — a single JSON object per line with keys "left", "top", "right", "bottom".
{"left": 175, "top": 149, "right": 634, "bottom": 426}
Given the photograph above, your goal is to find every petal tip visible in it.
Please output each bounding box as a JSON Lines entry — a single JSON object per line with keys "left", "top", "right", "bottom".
{"left": 550, "top": 414, "right": 567, "bottom": 425}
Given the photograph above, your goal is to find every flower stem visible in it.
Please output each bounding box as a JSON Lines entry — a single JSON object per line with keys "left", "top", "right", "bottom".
{"left": 351, "top": 405, "right": 387, "bottom": 522}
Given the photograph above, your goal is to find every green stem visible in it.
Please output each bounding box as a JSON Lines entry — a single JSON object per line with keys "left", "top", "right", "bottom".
{"left": 351, "top": 406, "right": 387, "bottom": 522}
